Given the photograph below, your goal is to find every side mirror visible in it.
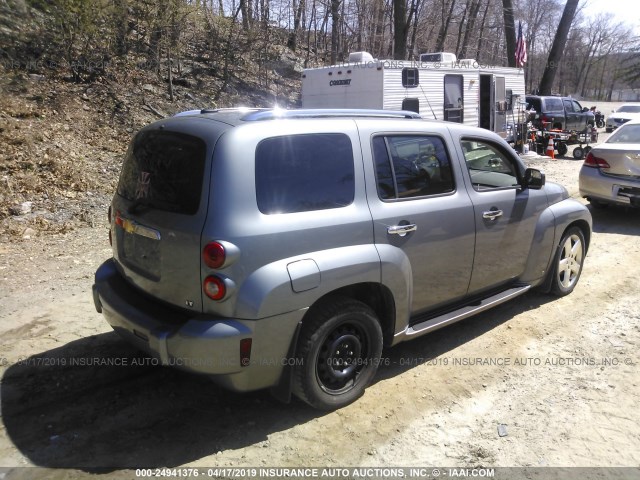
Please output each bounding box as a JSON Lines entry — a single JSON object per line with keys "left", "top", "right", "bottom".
{"left": 524, "top": 168, "right": 545, "bottom": 190}
{"left": 582, "top": 107, "right": 589, "bottom": 113}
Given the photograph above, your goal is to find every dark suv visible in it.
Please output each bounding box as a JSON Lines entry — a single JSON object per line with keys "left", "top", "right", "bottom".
{"left": 93, "top": 108, "right": 592, "bottom": 410}
{"left": 526, "top": 95, "right": 594, "bottom": 131}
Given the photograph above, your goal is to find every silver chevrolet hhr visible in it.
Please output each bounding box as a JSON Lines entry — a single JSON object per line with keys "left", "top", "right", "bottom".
{"left": 93, "top": 109, "right": 592, "bottom": 410}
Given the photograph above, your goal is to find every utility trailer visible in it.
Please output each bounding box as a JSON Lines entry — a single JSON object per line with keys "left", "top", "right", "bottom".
{"left": 301, "top": 52, "right": 526, "bottom": 139}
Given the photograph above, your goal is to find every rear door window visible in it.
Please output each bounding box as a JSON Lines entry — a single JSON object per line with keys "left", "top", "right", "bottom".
{"left": 544, "top": 97, "right": 564, "bottom": 112}
{"left": 117, "top": 130, "right": 207, "bottom": 215}
{"left": 255, "top": 134, "right": 355, "bottom": 214}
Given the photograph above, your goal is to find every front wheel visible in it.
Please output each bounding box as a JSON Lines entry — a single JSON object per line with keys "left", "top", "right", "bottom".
{"left": 550, "top": 227, "right": 586, "bottom": 296}
{"left": 597, "top": 119, "right": 605, "bottom": 128}
{"left": 293, "top": 297, "right": 383, "bottom": 410}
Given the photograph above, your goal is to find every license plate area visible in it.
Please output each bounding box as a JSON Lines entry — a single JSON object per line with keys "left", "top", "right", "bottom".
{"left": 122, "top": 232, "right": 161, "bottom": 280}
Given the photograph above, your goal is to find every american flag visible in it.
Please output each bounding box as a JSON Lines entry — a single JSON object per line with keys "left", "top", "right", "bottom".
{"left": 515, "top": 21, "right": 527, "bottom": 68}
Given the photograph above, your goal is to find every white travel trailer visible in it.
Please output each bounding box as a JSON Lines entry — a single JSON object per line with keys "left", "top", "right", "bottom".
{"left": 301, "top": 52, "right": 526, "bottom": 138}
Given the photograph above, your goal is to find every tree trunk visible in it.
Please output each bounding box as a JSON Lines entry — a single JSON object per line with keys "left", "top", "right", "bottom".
{"left": 458, "top": 0, "right": 481, "bottom": 59}
{"left": 434, "top": 0, "right": 456, "bottom": 52}
{"left": 502, "top": 0, "right": 516, "bottom": 67}
{"left": 538, "top": 0, "right": 579, "bottom": 95}
{"left": 393, "top": 0, "right": 408, "bottom": 59}
{"left": 454, "top": 2, "right": 469, "bottom": 57}
{"left": 330, "top": 0, "right": 341, "bottom": 64}
{"left": 475, "top": 0, "right": 489, "bottom": 61}
{"left": 288, "top": 0, "right": 305, "bottom": 50}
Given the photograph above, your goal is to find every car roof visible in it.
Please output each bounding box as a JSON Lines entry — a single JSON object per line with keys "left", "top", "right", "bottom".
{"left": 173, "top": 108, "right": 422, "bottom": 125}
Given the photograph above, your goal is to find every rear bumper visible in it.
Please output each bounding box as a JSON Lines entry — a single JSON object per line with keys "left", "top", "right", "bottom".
{"left": 579, "top": 167, "right": 640, "bottom": 207}
{"left": 93, "top": 259, "right": 305, "bottom": 392}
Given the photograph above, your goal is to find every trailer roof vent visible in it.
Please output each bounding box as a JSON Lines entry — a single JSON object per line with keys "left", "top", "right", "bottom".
{"left": 419, "top": 52, "right": 457, "bottom": 64}
{"left": 349, "top": 51, "right": 375, "bottom": 63}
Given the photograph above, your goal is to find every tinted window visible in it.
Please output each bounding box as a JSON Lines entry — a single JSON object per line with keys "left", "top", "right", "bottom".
{"left": 256, "top": 134, "right": 354, "bottom": 214}
{"left": 461, "top": 139, "right": 519, "bottom": 190}
{"left": 563, "top": 100, "right": 576, "bottom": 112}
{"left": 526, "top": 97, "right": 541, "bottom": 111}
{"left": 117, "top": 130, "right": 207, "bottom": 215}
{"left": 543, "top": 97, "right": 564, "bottom": 112}
{"left": 373, "top": 135, "right": 455, "bottom": 199}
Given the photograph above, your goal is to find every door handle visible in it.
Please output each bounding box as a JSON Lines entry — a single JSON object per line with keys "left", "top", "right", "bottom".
{"left": 482, "top": 209, "right": 503, "bottom": 221}
{"left": 387, "top": 224, "right": 417, "bottom": 236}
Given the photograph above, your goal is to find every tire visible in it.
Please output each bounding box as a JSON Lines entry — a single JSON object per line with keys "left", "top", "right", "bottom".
{"left": 557, "top": 142, "right": 568, "bottom": 157}
{"left": 584, "top": 146, "right": 592, "bottom": 156}
{"left": 573, "top": 147, "right": 584, "bottom": 160}
{"left": 293, "top": 297, "right": 383, "bottom": 410}
{"left": 597, "top": 120, "right": 605, "bottom": 128}
{"left": 549, "top": 227, "right": 586, "bottom": 297}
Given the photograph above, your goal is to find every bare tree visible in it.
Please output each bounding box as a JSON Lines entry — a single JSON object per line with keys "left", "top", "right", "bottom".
{"left": 502, "top": 0, "right": 516, "bottom": 67}
{"left": 434, "top": 0, "right": 456, "bottom": 52}
{"left": 538, "top": 0, "right": 579, "bottom": 95}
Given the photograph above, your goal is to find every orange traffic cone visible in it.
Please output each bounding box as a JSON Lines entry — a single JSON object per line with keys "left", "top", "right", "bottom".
{"left": 546, "top": 137, "right": 555, "bottom": 159}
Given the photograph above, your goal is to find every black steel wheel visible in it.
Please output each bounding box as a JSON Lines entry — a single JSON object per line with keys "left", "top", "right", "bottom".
{"left": 293, "top": 297, "right": 383, "bottom": 410}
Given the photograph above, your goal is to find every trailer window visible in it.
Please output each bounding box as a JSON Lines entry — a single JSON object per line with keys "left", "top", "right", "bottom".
{"left": 373, "top": 135, "right": 454, "bottom": 199}
{"left": 402, "top": 68, "right": 419, "bottom": 87}
{"left": 444, "top": 75, "right": 464, "bottom": 123}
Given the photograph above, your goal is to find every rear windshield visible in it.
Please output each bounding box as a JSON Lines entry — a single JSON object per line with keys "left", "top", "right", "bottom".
{"left": 117, "top": 130, "right": 207, "bottom": 215}
{"left": 255, "top": 133, "right": 355, "bottom": 214}
{"left": 618, "top": 105, "right": 640, "bottom": 113}
{"left": 606, "top": 124, "right": 640, "bottom": 144}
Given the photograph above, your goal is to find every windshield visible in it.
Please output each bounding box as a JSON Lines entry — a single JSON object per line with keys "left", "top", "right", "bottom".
{"left": 606, "top": 124, "right": 640, "bottom": 144}
{"left": 618, "top": 105, "right": 640, "bottom": 113}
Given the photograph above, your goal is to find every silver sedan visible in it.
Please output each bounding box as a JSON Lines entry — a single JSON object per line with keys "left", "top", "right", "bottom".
{"left": 579, "top": 119, "right": 640, "bottom": 208}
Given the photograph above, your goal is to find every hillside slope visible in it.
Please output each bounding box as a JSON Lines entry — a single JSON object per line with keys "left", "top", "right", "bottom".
{"left": 0, "top": 0, "right": 302, "bottom": 239}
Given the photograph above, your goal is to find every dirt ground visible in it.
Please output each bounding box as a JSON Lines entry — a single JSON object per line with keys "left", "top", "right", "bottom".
{"left": 1, "top": 104, "right": 639, "bottom": 478}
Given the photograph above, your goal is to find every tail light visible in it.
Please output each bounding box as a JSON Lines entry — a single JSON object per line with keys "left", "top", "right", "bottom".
{"left": 584, "top": 152, "right": 610, "bottom": 169}
{"left": 203, "top": 275, "right": 226, "bottom": 300}
{"left": 203, "top": 242, "right": 226, "bottom": 269}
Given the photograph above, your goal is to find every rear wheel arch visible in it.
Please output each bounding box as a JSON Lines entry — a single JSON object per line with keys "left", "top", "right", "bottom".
{"left": 302, "top": 283, "right": 396, "bottom": 346}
